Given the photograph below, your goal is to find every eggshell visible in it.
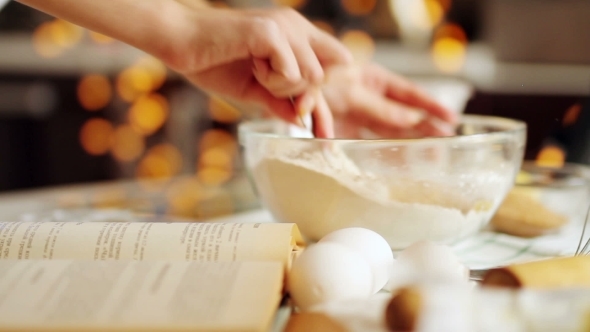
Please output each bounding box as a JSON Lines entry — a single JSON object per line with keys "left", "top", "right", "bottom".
{"left": 319, "top": 227, "right": 394, "bottom": 293}
{"left": 396, "top": 241, "right": 468, "bottom": 282}
{"left": 288, "top": 242, "right": 374, "bottom": 311}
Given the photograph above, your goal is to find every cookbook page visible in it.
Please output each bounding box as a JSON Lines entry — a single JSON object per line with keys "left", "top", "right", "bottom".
{"left": 0, "top": 221, "right": 304, "bottom": 267}
{"left": 0, "top": 260, "right": 283, "bottom": 332}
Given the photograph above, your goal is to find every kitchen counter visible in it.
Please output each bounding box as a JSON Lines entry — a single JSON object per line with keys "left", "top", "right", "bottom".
{"left": 0, "top": 173, "right": 261, "bottom": 221}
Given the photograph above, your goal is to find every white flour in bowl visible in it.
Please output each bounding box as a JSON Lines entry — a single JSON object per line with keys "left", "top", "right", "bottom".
{"left": 251, "top": 142, "right": 501, "bottom": 249}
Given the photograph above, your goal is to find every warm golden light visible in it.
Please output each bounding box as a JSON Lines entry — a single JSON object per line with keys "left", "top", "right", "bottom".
{"left": 128, "top": 93, "right": 169, "bottom": 136}
{"left": 341, "top": 0, "right": 377, "bottom": 15}
{"left": 116, "top": 67, "right": 152, "bottom": 102}
{"left": 340, "top": 30, "right": 375, "bottom": 64}
{"left": 199, "top": 147, "right": 232, "bottom": 170}
{"left": 134, "top": 56, "right": 168, "bottom": 92}
{"left": 424, "top": 0, "right": 444, "bottom": 27}
{"left": 433, "top": 23, "right": 467, "bottom": 43}
{"left": 136, "top": 143, "right": 183, "bottom": 180}
{"left": 79, "top": 118, "right": 114, "bottom": 156}
{"left": 536, "top": 145, "right": 566, "bottom": 168}
{"left": 32, "top": 21, "right": 64, "bottom": 58}
{"left": 89, "top": 31, "right": 114, "bottom": 44}
{"left": 110, "top": 124, "right": 145, "bottom": 162}
{"left": 273, "top": 0, "right": 307, "bottom": 9}
{"left": 437, "top": 0, "right": 452, "bottom": 12}
{"left": 77, "top": 74, "right": 112, "bottom": 111}
{"left": 208, "top": 96, "right": 241, "bottom": 124}
{"left": 50, "top": 19, "right": 84, "bottom": 48}
{"left": 197, "top": 167, "right": 232, "bottom": 187}
{"left": 431, "top": 23, "right": 467, "bottom": 73}
{"left": 432, "top": 37, "right": 466, "bottom": 73}
{"left": 198, "top": 129, "right": 237, "bottom": 155}
{"left": 116, "top": 58, "right": 167, "bottom": 102}
{"left": 563, "top": 103, "right": 581, "bottom": 127}
{"left": 166, "top": 177, "right": 203, "bottom": 217}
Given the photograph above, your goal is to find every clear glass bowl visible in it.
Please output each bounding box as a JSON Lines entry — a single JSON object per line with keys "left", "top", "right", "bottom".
{"left": 239, "top": 115, "right": 527, "bottom": 249}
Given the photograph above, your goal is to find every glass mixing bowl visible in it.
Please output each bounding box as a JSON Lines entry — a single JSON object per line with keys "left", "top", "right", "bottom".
{"left": 239, "top": 115, "right": 527, "bottom": 249}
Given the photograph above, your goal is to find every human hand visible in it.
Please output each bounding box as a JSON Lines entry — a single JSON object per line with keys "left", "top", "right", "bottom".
{"left": 321, "top": 63, "right": 458, "bottom": 139}
{"left": 164, "top": 3, "right": 352, "bottom": 136}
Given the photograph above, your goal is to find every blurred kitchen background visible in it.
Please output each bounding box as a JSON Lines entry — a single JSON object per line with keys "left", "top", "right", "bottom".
{"left": 0, "top": 0, "right": 589, "bottom": 219}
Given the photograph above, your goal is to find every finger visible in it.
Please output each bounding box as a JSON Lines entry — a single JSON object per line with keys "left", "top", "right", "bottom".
{"left": 349, "top": 88, "right": 426, "bottom": 129}
{"left": 414, "top": 118, "right": 456, "bottom": 137}
{"left": 293, "top": 90, "right": 316, "bottom": 118}
{"left": 291, "top": 41, "right": 324, "bottom": 85}
{"left": 311, "top": 90, "right": 334, "bottom": 138}
{"left": 241, "top": 83, "right": 299, "bottom": 125}
{"left": 252, "top": 58, "right": 308, "bottom": 97}
{"left": 247, "top": 18, "right": 301, "bottom": 82}
{"left": 368, "top": 65, "right": 457, "bottom": 123}
{"left": 310, "top": 30, "right": 354, "bottom": 67}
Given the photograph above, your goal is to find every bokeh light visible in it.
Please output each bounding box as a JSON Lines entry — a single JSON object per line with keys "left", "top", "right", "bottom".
{"left": 77, "top": 74, "right": 113, "bottom": 111}
{"left": 431, "top": 23, "right": 467, "bottom": 73}
{"left": 433, "top": 23, "right": 467, "bottom": 43}
{"left": 134, "top": 57, "right": 168, "bottom": 91}
{"left": 128, "top": 93, "right": 169, "bottom": 136}
{"left": 166, "top": 177, "right": 204, "bottom": 217}
{"left": 32, "top": 21, "right": 65, "bottom": 58}
{"left": 196, "top": 129, "right": 237, "bottom": 188}
{"left": 424, "top": 0, "right": 444, "bottom": 27}
{"left": 340, "top": 30, "right": 376, "bottom": 64}
{"left": 79, "top": 118, "right": 114, "bottom": 156}
{"left": 110, "top": 124, "right": 145, "bottom": 162}
{"left": 563, "top": 103, "right": 581, "bottom": 127}
{"left": 208, "top": 96, "right": 241, "bottom": 124}
{"left": 116, "top": 67, "right": 153, "bottom": 102}
{"left": 536, "top": 145, "right": 566, "bottom": 168}
{"left": 199, "top": 147, "right": 233, "bottom": 170}
{"left": 136, "top": 143, "right": 183, "bottom": 180}
{"left": 341, "top": 0, "right": 377, "bottom": 16}
{"left": 50, "top": 19, "right": 84, "bottom": 48}
{"left": 198, "top": 129, "right": 238, "bottom": 156}
{"left": 197, "top": 167, "right": 232, "bottom": 187}
{"left": 116, "top": 57, "right": 167, "bottom": 102}
{"left": 32, "top": 19, "right": 85, "bottom": 58}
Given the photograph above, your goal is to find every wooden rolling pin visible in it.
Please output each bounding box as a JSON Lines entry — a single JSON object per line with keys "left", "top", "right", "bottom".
{"left": 482, "top": 256, "right": 590, "bottom": 288}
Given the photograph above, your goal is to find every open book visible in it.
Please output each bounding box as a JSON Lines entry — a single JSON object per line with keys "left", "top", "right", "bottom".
{"left": 0, "top": 220, "right": 305, "bottom": 332}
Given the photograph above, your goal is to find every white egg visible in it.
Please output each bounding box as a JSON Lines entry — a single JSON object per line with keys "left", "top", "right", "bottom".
{"left": 396, "top": 241, "right": 468, "bottom": 282}
{"left": 319, "top": 227, "right": 394, "bottom": 294}
{"left": 288, "top": 242, "right": 374, "bottom": 311}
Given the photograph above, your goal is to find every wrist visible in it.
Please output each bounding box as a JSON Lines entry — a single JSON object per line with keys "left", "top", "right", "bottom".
{"left": 155, "top": 1, "right": 219, "bottom": 72}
